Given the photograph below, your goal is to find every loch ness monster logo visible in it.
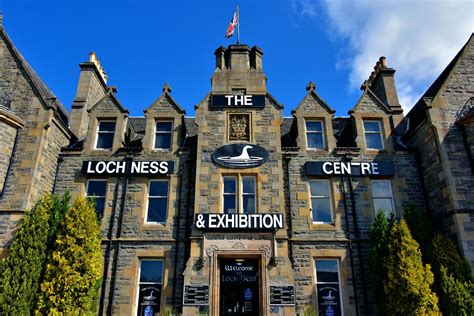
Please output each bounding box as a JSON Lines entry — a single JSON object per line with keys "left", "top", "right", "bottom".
{"left": 211, "top": 143, "right": 269, "bottom": 169}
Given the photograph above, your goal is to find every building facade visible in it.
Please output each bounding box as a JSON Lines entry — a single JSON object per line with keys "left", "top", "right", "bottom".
{"left": 0, "top": 15, "right": 472, "bottom": 315}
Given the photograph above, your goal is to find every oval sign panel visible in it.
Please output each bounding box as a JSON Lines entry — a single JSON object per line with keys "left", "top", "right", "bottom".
{"left": 212, "top": 143, "right": 269, "bottom": 169}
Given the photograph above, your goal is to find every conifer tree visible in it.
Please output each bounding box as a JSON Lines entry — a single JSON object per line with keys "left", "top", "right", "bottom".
{"left": 36, "top": 196, "right": 103, "bottom": 315}
{"left": 369, "top": 210, "right": 390, "bottom": 312}
{"left": 439, "top": 266, "right": 474, "bottom": 315}
{"left": 384, "top": 219, "right": 439, "bottom": 315}
{"left": 0, "top": 194, "right": 53, "bottom": 314}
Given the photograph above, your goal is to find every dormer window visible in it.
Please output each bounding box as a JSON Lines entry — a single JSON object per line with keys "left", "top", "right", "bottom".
{"left": 305, "top": 120, "right": 325, "bottom": 149}
{"left": 154, "top": 121, "right": 173, "bottom": 150}
{"left": 363, "top": 120, "right": 384, "bottom": 150}
{"left": 95, "top": 120, "right": 116, "bottom": 149}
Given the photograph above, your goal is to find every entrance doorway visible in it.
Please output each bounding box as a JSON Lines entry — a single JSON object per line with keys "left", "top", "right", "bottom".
{"left": 219, "top": 258, "right": 260, "bottom": 316}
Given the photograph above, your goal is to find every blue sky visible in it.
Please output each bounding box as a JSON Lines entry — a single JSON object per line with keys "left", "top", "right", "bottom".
{"left": 1, "top": 0, "right": 472, "bottom": 117}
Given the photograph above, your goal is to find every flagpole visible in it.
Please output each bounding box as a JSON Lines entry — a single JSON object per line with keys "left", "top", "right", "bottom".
{"left": 236, "top": 5, "right": 240, "bottom": 45}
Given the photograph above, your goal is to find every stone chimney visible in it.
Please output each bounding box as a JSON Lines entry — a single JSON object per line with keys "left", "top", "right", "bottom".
{"left": 212, "top": 44, "right": 266, "bottom": 94}
{"left": 362, "top": 57, "right": 404, "bottom": 123}
{"left": 69, "top": 52, "right": 108, "bottom": 139}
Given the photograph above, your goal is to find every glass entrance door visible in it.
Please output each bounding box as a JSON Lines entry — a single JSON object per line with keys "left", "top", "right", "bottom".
{"left": 220, "top": 258, "right": 259, "bottom": 316}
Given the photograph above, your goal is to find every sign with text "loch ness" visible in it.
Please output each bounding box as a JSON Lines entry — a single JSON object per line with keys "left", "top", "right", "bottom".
{"left": 82, "top": 160, "right": 174, "bottom": 175}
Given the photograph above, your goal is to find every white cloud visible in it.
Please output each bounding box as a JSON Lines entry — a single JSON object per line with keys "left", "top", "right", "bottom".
{"left": 295, "top": 0, "right": 473, "bottom": 112}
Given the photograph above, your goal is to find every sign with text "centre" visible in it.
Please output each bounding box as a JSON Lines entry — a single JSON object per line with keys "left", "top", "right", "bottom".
{"left": 195, "top": 213, "right": 283, "bottom": 230}
{"left": 211, "top": 94, "right": 265, "bottom": 109}
{"left": 82, "top": 160, "right": 174, "bottom": 175}
{"left": 305, "top": 161, "right": 394, "bottom": 177}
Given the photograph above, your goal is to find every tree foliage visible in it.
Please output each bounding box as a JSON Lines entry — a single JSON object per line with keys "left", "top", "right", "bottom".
{"left": 369, "top": 210, "right": 390, "bottom": 312}
{"left": 0, "top": 193, "right": 69, "bottom": 314}
{"left": 36, "top": 197, "right": 103, "bottom": 315}
{"left": 384, "top": 219, "right": 439, "bottom": 315}
{"left": 439, "top": 266, "right": 474, "bottom": 315}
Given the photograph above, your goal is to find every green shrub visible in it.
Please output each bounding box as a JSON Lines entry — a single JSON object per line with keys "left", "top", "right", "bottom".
{"left": 439, "top": 266, "right": 474, "bottom": 315}
{"left": 303, "top": 305, "right": 317, "bottom": 316}
{"left": 36, "top": 197, "right": 103, "bottom": 315}
{"left": 384, "top": 219, "right": 439, "bottom": 315}
{"left": 0, "top": 194, "right": 54, "bottom": 314}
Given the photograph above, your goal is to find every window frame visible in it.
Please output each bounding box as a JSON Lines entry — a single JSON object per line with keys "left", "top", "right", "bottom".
{"left": 363, "top": 120, "right": 384, "bottom": 150}
{"left": 314, "top": 258, "right": 344, "bottom": 316}
{"left": 221, "top": 174, "right": 257, "bottom": 214}
{"left": 136, "top": 258, "right": 164, "bottom": 316}
{"left": 94, "top": 119, "right": 116, "bottom": 150}
{"left": 309, "top": 179, "right": 334, "bottom": 224}
{"left": 145, "top": 179, "right": 169, "bottom": 224}
{"left": 153, "top": 120, "right": 173, "bottom": 150}
{"left": 305, "top": 119, "right": 326, "bottom": 150}
{"left": 370, "top": 179, "right": 395, "bottom": 216}
{"left": 85, "top": 179, "right": 107, "bottom": 217}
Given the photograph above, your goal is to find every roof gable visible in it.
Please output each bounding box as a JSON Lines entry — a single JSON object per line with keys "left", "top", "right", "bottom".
{"left": 294, "top": 82, "right": 335, "bottom": 114}
{"left": 144, "top": 83, "right": 185, "bottom": 114}
{"left": 0, "top": 26, "right": 69, "bottom": 126}
{"left": 350, "top": 88, "right": 392, "bottom": 114}
{"left": 88, "top": 88, "right": 129, "bottom": 114}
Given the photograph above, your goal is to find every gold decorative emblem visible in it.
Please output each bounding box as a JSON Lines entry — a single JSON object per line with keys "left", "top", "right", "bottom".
{"left": 229, "top": 114, "right": 250, "bottom": 141}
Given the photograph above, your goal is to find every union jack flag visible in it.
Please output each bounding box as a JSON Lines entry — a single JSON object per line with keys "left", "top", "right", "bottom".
{"left": 225, "top": 9, "right": 238, "bottom": 39}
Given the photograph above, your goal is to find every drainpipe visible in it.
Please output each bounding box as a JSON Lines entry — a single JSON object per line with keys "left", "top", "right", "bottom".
{"left": 107, "top": 157, "right": 131, "bottom": 315}
{"left": 340, "top": 175, "right": 360, "bottom": 316}
{"left": 172, "top": 164, "right": 185, "bottom": 307}
{"left": 346, "top": 169, "right": 369, "bottom": 315}
{"left": 98, "top": 174, "right": 122, "bottom": 315}
{"left": 0, "top": 127, "right": 20, "bottom": 199}
{"left": 283, "top": 156, "right": 294, "bottom": 266}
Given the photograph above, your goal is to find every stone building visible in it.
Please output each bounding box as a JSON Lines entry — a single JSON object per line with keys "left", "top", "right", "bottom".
{"left": 0, "top": 14, "right": 472, "bottom": 315}
{"left": 0, "top": 18, "right": 73, "bottom": 256}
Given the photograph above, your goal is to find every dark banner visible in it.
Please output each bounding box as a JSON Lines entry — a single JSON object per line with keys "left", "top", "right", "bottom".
{"left": 82, "top": 160, "right": 174, "bottom": 176}
{"left": 195, "top": 213, "right": 283, "bottom": 231}
{"left": 317, "top": 285, "right": 342, "bottom": 316}
{"left": 305, "top": 161, "right": 394, "bottom": 177}
{"left": 212, "top": 143, "right": 269, "bottom": 169}
{"left": 211, "top": 94, "right": 265, "bottom": 109}
{"left": 137, "top": 284, "right": 161, "bottom": 316}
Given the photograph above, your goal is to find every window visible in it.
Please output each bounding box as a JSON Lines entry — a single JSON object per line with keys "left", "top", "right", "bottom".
{"left": 371, "top": 180, "right": 395, "bottom": 216}
{"left": 363, "top": 120, "right": 383, "bottom": 150}
{"left": 309, "top": 180, "right": 333, "bottom": 223}
{"left": 306, "top": 120, "right": 325, "bottom": 149}
{"left": 222, "top": 175, "right": 256, "bottom": 214}
{"left": 137, "top": 259, "right": 163, "bottom": 316}
{"left": 154, "top": 121, "right": 172, "bottom": 149}
{"left": 95, "top": 120, "right": 116, "bottom": 149}
{"left": 146, "top": 180, "right": 169, "bottom": 223}
{"left": 315, "top": 259, "right": 343, "bottom": 315}
{"left": 86, "top": 180, "right": 107, "bottom": 217}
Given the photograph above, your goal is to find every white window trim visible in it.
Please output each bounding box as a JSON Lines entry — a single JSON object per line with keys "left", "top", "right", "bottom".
{"left": 153, "top": 120, "right": 173, "bottom": 150}
{"left": 135, "top": 258, "right": 164, "bottom": 316}
{"left": 314, "top": 258, "right": 345, "bottom": 316}
{"left": 363, "top": 120, "right": 384, "bottom": 150}
{"left": 305, "top": 119, "right": 326, "bottom": 150}
{"left": 145, "top": 179, "right": 169, "bottom": 224}
{"left": 370, "top": 179, "right": 396, "bottom": 216}
{"left": 221, "top": 175, "right": 257, "bottom": 214}
{"left": 309, "top": 179, "right": 334, "bottom": 224}
{"left": 94, "top": 120, "right": 116, "bottom": 150}
{"left": 85, "top": 179, "right": 107, "bottom": 213}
